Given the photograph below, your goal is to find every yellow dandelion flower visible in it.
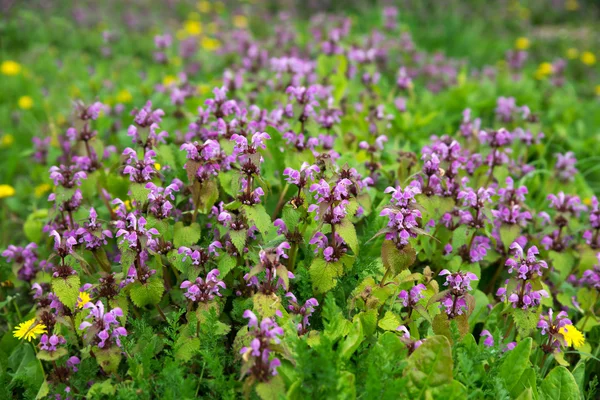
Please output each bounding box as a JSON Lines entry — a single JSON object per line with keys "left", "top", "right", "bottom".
{"left": 1, "top": 134, "right": 15, "bottom": 148}
{"left": 13, "top": 318, "right": 47, "bottom": 341}
{"left": 565, "top": 0, "right": 579, "bottom": 11}
{"left": 567, "top": 48, "right": 579, "bottom": 59}
{"left": 584, "top": 197, "right": 593, "bottom": 206}
{"left": 559, "top": 324, "right": 585, "bottom": 349}
{"left": 154, "top": 163, "right": 161, "bottom": 171}
{"left": 184, "top": 20, "right": 202, "bottom": 36}
{"left": 233, "top": 15, "right": 248, "bottom": 29}
{"left": 515, "top": 37, "right": 530, "bottom": 50}
{"left": 0, "top": 184, "right": 16, "bottom": 199}
{"left": 116, "top": 89, "right": 133, "bottom": 103}
{"left": 198, "top": 0, "right": 211, "bottom": 12}
{"left": 124, "top": 199, "right": 132, "bottom": 211}
{"left": 76, "top": 291, "right": 92, "bottom": 309}
{"left": 535, "top": 62, "right": 554, "bottom": 80}
{"left": 18, "top": 96, "right": 33, "bottom": 110}
{"left": 34, "top": 183, "right": 52, "bottom": 198}
{"left": 581, "top": 51, "right": 596, "bottom": 66}
{"left": 201, "top": 36, "right": 221, "bottom": 51}
{"left": 163, "top": 75, "right": 177, "bottom": 86}
{"left": 1, "top": 60, "right": 21, "bottom": 75}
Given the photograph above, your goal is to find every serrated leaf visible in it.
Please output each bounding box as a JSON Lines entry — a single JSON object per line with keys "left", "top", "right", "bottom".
{"left": 129, "top": 277, "right": 164, "bottom": 307}
{"left": 87, "top": 380, "right": 116, "bottom": 397}
{"left": 218, "top": 254, "right": 236, "bottom": 277}
{"left": 310, "top": 258, "right": 343, "bottom": 294}
{"left": 244, "top": 204, "right": 272, "bottom": 236}
{"left": 512, "top": 308, "right": 539, "bottom": 337}
{"left": 175, "top": 335, "right": 200, "bottom": 362}
{"left": 192, "top": 180, "right": 219, "bottom": 214}
{"left": 253, "top": 293, "right": 281, "bottom": 318}
{"left": 230, "top": 229, "right": 247, "bottom": 254}
{"left": 382, "top": 240, "right": 416, "bottom": 274}
{"left": 173, "top": 222, "right": 201, "bottom": 248}
{"left": 548, "top": 251, "right": 575, "bottom": 280}
{"left": 130, "top": 183, "right": 150, "bottom": 203}
{"left": 52, "top": 275, "right": 81, "bottom": 310}
{"left": 378, "top": 311, "right": 401, "bottom": 331}
{"left": 337, "top": 218, "right": 358, "bottom": 254}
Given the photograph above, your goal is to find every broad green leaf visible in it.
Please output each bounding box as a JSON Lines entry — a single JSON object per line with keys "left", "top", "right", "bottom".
{"left": 95, "top": 345, "right": 121, "bottom": 374}
{"left": 129, "top": 277, "right": 164, "bottom": 307}
{"left": 52, "top": 275, "right": 81, "bottom": 310}
{"left": 381, "top": 240, "right": 416, "bottom": 274}
{"left": 499, "top": 337, "right": 532, "bottom": 394}
{"left": 510, "top": 368, "right": 538, "bottom": 400}
{"left": 253, "top": 293, "right": 281, "bottom": 318}
{"left": 130, "top": 183, "right": 150, "bottom": 203}
{"left": 173, "top": 221, "right": 201, "bottom": 248}
{"left": 499, "top": 224, "right": 521, "bottom": 250}
{"left": 256, "top": 374, "right": 286, "bottom": 400}
{"left": 310, "top": 258, "right": 343, "bottom": 294}
{"left": 539, "top": 366, "right": 579, "bottom": 400}
{"left": 513, "top": 308, "right": 539, "bottom": 337}
{"left": 378, "top": 311, "right": 401, "bottom": 331}
{"left": 406, "top": 335, "right": 453, "bottom": 396}
{"left": 87, "top": 379, "right": 116, "bottom": 397}
{"left": 36, "top": 347, "right": 68, "bottom": 361}
{"left": 337, "top": 218, "right": 358, "bottom": 254}
{"left": 243, "top": 204, "right": 272, "bottom": 236}
{"left": 230, "top": 229, "right": 247, "bottom": 254}
{"left": 548, "top": 251, "right": 575, "bottom": 280}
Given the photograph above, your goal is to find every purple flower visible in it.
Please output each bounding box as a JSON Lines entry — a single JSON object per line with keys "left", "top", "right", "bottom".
{"left": 180, "top": 269, "right": 226, "bottom": 302}
{"left": 79, "top": 301, "right": 127, "bottom": 348}
{"left": 480, "top": 330, "right": 494, "bottom": 347}
{"left": 240, "top": 310, "right": 283, "bottom": 381}
{"left": 537, "top": 308, "right": 572, "bottom": 353}
{"left": 115, "top": 213, "right": 160, "bottom": 250}
{"left": 122, "top": 148, "right": 158, "bottom": 183}
{"left": 398, "top": 284, "right": 426, "bottom": 308}
{"left": 286, "top": 293, "right": 318, "bottom": 334}
{"left": 554, "top": 152, "right": 578, "bottom": 183}
{"left": 505, "top": 242, "right": 547, "bottom": 279}
{"left": 2, "top": 243, "right": 38, "bottom": 282}
{"left": 39, "top": 334, "right": 66, "bottom": 352}
{"left": 131, "top": 101, "right": 165, "bottom": 127}
{"left": 49, "top": 165, "right": 87, "bottom": 187}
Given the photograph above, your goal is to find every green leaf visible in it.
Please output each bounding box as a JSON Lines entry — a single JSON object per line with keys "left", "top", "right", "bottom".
{"left": 173, "top": 221, "right": 201, "bottom": 248}
{"left": 337, "top": 218, "right": 358, "bottom": 254}
{"left": 310, "top": 258, "right": 343, "bottom": 294}
{"left": 513, "top": 308, "right": 539, "bottom": 337}
{"left": 378, "top": 311, "right": 401, "bottom": 331}
{"left": 499, "top": 224, "right": 521, "bottom": 250}
{"left": 130, "top": 183, "right": 150, "bottom": 203}
{"left": 340, "top": 318, "right": 364, "bottom": 359}
{"left": 253, "top": 293, "right": 281, "bottom": 318}
{"left": 191, "top": 180, "right": 219, "bottom": 214}
{"left": 230, "top": 229, "right": 247, "bottom": 254}
{"left": 24, "top": 209, "right": 47, "bottom": 243}
{"left": 36, "top": 347, "right": 68, "bottom": 361}
{"left": 175, "top": 335, "right": 200, "bottom": 362}
{"left": 94, "top": 345, "right": 122, "bottom": 374}
{"left": 243, "top": 204, "right": 272, "bottom": 236}
{"left": 87, "top": 380, "right": 116, "bottom": 397}
{"left": 282, "top": 205, "right": 302, "bottom": 231}
{"left": 218, "top": 254, "right": 236, "bottom": 277}
{"left": 129, "top": 277, "right": 164, "bottom": 307}
{"left": 539, "top": 367, "right": 579, "bottom": 400}
{"left": 416, "top": 195, "right": 455, "bottom": 221}
{"left": 255, "top": 374, "right": 286, "bottom": 400}
{"left": 356, "top": 309, "right": 378, "bottom": 336}
{"left": 548, "top": 251, "right": 575, "bottom": 280}
{"left": 452, "top": 225, "right": 471, "bottom": 250}
{"left": 499, "top": 337, "right": 532, "bottom": 394}
{"left": 510, "top": 368, "right": 538, "bottom": 400}
{"left": 52, "top": 275, "right": 81, "bottom": 310}
{"left": 406, "top": 335, "right": 453, "bottom": 396}
{"left": 382, "top": 240, "right": 416, "bottom": 274}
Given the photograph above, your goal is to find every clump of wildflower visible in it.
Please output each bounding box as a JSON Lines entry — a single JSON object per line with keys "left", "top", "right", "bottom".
{"left": 438, "top": 270, "right": 478, "bottom": 319}
{"left": 2, "top": 243, "right": 39, "bottom": 282}
{"left": 244, "top": 243, "right": 294, "bottom": 294}
{"left": 79, "top": 301, "right": 127, "bottom": 348}
{"left": 554, "top": 152, "right": 578, "bottom": 183}
{"left": 537, "top": 308, "right": 572, "bottom": 353}
{"left": 39, "top": 334, "right": 67, "bottom": 353}
{"left": 496, "top": 242, "right": 549, "bottom": 309}
{"left": 285, "top": 293, "right": 318, "bottom": 335}
{"left": 239, "top": 310, "right": 283, "bottom": 382}
{"left": 180, "top": 269, "right": 226, "bottom": 302}
{"left": 398, "top": 283, "right": 426, "bottom": 311}
{"left": 379, "top": 183, "right": 422, "bottom": 249}
{"left": 480, "top": 330, "right": 494, "bottom": 347}
{"left": 122, "top": 148, "right": 158, "bottom": 183}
